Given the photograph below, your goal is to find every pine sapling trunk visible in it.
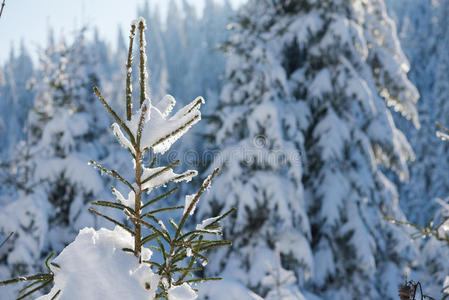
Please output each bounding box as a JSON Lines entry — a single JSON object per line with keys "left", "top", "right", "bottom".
{"left": 134, "top": 150, "right": 142, "bottom": 256}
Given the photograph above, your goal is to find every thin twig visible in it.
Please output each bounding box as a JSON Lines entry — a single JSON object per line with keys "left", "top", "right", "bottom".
{"left": 175, "top": 168, "right": 220, "bottom": 241}
{"left": 0, "top": 0, "right": 6, "bottom": 19}
{"left": 88, "top": 208, "right": 134, "bottom": 234}
{"left": 138, "top": 19, "right": 147, "bottom": 106}
{"left": 0, "top": 232, "right": 13, "bottom": 249}
{"left": 436, "top": 122, "right": 449, "bottom": 135}
{"left": 93, "top": 86, "right": 136, "bottom": 146}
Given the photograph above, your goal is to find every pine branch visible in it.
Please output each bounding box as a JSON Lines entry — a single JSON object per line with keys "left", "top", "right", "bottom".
{"left": 186, "top": 97, "right": 204, "bottom": 114}
{"left": 88, "top": 160, "right": 135, "bottom": 192}
{"left": 175, "top": 256, "right": 196, "bottom": 285}
{"left": 183, "top": 277, "right": 222, "bottom": 284}
{"left": 142, "top": 206, "right": 183, "bottom": 218}
{"left": 141, "top": 160, "right": 180, "bottom": 185}
{"left": 385, "top": 216, "right": 449, "bottom": 243}
{"left": 16, "top": 279, "right": 53, "bottom": 300}
{"left": 172, "top": 266, "right": 202, "bottom": 273}
{"left": 0, "top": 274, "right": 53, "bottom": 286}
{"left": 141, "top": 213, "right": 162, "bottom": 226}
{"left": 141, "top": 186, "right": 178, "bottom": 210}
{"left": 179, "top": 207, "right": 236, "bottom": 242}
{"left": 142, "top": 233, "right": 160, "bottom": 245}
{"left": 188, "top": 248, "right": 208, "bottom": 264}
{"left": 18, "top": 279, "right": 42, "bottom": 294}
{"left": 170, "top": 171, "right": 198, "bottom": 183}
{"left": 175, "top": 168, "right": 220, "bottom": 241}
{"left": 156, "top": 238, "right": 168, "bottom": 267}
{"left": 129, "top": 216, "right": 171, "bottom": 243}
{"left": 179, "top": 229, "right": 223, "bottom": 241}
{"left": 136, "top": 104, "right": 148, "bottom": 149}
{"left": 91, "top": 200, "right": 135, "bottom": 215}
{"left": 147, "top": 114, "right": 200, "bottom": 151}
{"left": 0, "top": 251, "right": 57, "bottom": 299}
{"left": 93, "top": 86, "right": 136, "bottom": 146}
{"left": 202, "top": 207, "right": 236, "bottom": 229}
{"left": 138, "top": 19, "right": 148, "bottom": 106}
{"left": 126, "top": 24, "right": 136, "bottom": 121}
{"left": 197, "top": 240, "right": 232, "bottom": 252}
{"left": 88, "top": 208, "right": 134, "bottom": 234}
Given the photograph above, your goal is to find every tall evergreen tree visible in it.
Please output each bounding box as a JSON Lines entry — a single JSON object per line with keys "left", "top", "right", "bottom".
{"left": 385, "top": 0, "right": 440, "bottom": 226}
{"left": 186, "top": 0, "right": 233, "bottom": 113}
{"left": 199, "top": 1, "right": 420, "bottom": 299}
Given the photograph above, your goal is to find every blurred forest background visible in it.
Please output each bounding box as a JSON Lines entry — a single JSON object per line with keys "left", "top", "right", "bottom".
{"left": 1, "top": 0, "right": 449, "bottom": 299}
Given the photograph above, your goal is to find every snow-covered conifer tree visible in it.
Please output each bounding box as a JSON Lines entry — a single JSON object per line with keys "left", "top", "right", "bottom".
{"left": 198, "top": 1, "right": 312, "bottom": 298}
{"left": 199, "top": 1, "right": 420, "bottom": 299}
{"left": 185, "top": 0, "right": 232, "bottom": 113}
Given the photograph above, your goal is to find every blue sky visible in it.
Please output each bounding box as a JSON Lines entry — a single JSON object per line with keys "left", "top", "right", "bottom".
{"left": 0, "top": 0, "right": 244, "bottom": 64}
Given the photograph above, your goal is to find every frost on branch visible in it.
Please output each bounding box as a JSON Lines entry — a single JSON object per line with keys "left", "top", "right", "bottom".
{"left": 112, "top": 97, "right": 204, "bottom": 155}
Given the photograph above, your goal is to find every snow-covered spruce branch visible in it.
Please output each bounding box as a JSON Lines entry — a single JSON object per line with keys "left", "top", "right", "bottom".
{"left": 0, "top": 252, "right": 59, "bottom": 300}
{"left": 385, "top": 216, "right": 449, "bottom": 244}
{"left": 0, "top": 17, "right": 234, "bottom": 300}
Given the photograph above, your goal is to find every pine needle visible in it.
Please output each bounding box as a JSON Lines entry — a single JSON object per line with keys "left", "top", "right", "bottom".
{"left": 93, "top": 86, "right": 136, "bottom": 146}
{"left": 141, "top": 186, "right": 178, "bottom": 210}
{"left": 141, "top": 160, "right": 180, "bottom": 185}
{"left": 89, "top": 160, "right": 135, "bottom": 192}
{"left": 88, "top": 208, "right": 133, "bottom": 234}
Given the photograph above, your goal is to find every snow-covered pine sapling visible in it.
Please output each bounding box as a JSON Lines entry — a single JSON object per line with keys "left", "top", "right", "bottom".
{"left": 0, "top": 17, "right": 233, "bottom": 300}
{"left": 88, "top": 18, "right": 234, "bottom": 298}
